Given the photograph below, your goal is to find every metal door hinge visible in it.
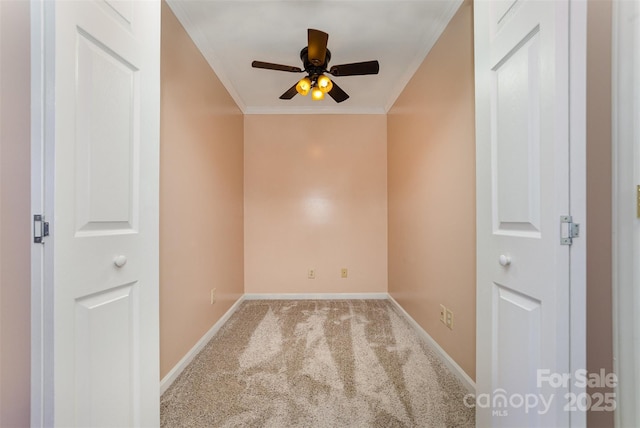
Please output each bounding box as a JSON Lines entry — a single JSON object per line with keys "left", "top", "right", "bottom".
{"left": 560, "top": 215, "right": 579, "bottom": 246}
{"left": 34, "top": 214, "right": 49, "bottom": 244}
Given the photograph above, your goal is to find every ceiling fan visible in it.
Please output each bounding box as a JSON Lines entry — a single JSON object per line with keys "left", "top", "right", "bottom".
{"left": 251, "top": 29, "right": 380, "bottom": 103}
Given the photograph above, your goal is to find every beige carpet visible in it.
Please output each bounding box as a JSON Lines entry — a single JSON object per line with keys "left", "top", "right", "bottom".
{"left": 160, "top": 299, "right": 475, "bottom": 427}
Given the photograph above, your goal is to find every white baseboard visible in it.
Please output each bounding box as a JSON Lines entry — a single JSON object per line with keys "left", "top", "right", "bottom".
{"left": 243, "top": 292, "right": 389, "bottom": 300}
{"left": 161, "top": 292, "right": 475, "bottom": 396}
{"left": 387, "top": 295, "right": 476, "bottom": 393}
{"left": 160, "top": 295, "right": 246, "bottom": 395}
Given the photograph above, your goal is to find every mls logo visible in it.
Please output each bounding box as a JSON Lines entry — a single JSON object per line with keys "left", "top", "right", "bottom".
{"left": 493, "top": 409, "right": 508, "bottom": 417}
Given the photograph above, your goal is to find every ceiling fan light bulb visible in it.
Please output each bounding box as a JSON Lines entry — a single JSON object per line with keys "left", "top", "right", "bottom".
{"left": 296, "top": 77, "right": 311, "bottom": 96}
{"left": 317, "top": 75, "right": 333, "bottom": 93}
{"left": 311, "top": 87, "right": 325, "bottom": 101}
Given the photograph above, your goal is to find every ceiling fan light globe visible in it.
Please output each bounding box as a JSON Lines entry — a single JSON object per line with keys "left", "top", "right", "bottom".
{"left": 317, "top": 75, "right": 333, "bottom": 93}
{"left": 296, "top": 77, "right": 311, "bottom": 96}
{"left": 311, "top": 87, "right": 325, "bottom": 101}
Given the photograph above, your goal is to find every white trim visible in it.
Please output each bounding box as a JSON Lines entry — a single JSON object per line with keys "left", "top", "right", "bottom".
{"left": 568, "top": 1, "right": 588, "bottom": 426}
{"left": 612, "top": 0, "right": 640, "bottom": 426}
{"left": 243, "top": 106, "right": 386, "bottom": 115}
{"left": 160, "top": 296, "right": 247, "bottom": 395}
{"left": 243, "top": 292, "right": 388, "bottom": 300}
{"left": 30, "top": 0, "right": 56, "bottom": 425}
{"left": 161, "top": 292, "right": 475, "bottom": 397}
{"left": 387, "top": 296, "right": 475, "bottom": 394}
{"left": 161, "top": 293, "right": 387, "bottom": 395}
{"left": 30, "top": 1, "right": 44, "bottom": 423}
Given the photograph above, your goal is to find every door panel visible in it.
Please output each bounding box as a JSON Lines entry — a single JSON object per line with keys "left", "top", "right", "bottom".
{"left": 51, "top": 1, "right": 160, "bottom": 426}
{"left": 492, "top": 29, "right": 541, "bottom": 235}
{"left": 475, "top": 0, "right": 570, "bottom": 426}
{"left": 493, "top": 284, "right": 542, "bottom": 426}
{"left": 75, "top": 29, "right": 139, "bottom": 234}
{"left": 102, "top": 0, "right": 134, "bottom": 27}
{"left": 75, "top": 282, "right": 139, "bottom": 427}
{"left": 492, "top": 0, "right": 518, "bottom": 27}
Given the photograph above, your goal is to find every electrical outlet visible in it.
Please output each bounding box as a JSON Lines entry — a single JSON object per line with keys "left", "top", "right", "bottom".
{"left": 210, "top": 288, "right": 216, "bottom": 305}
{"left": 308, "top": 269, "right": 316, "bottom": 279}
{"left": 440, "top": 304, "right": 446, "bottom": 324}
{"left": 341, "top": 268, "right": 348, "bottom": 278}
{"left": 445, "top": 308, "right": 454, "bottom": 330}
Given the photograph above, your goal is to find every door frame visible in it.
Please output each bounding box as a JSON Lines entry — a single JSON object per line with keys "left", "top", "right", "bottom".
{"left": 568, "top": 1, "right": 588, "bottom": 426}
{"left": 30, "top": 0, "right": 56, "bottom": 425}
{"left": 612, "top": 0, "right": 639, "bottom": 426}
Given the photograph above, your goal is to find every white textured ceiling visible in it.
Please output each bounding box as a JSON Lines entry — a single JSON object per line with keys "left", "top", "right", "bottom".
{"left": 166, "top": 0, "right": 462, "bottom": 114}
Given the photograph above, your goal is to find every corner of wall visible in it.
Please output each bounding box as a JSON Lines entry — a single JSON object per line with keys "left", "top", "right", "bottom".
{"left": 160, "top": 2, "right": 245, "bottom": 379}
{"left": 387, "top": 1, "right": 476, "bottom": 381}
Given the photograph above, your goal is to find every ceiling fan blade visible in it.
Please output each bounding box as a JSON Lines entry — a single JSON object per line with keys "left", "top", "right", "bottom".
{"left": 329, "top": 60, "right": 380, "bottom": 76}
{"left": 307, "top": 29, "right": 328, "bottom": 66}
{"left": 252, "top": 61, "right": 303, "bottom": 73}
{"left": 279, "top": 83, "right": 299, "bottom": 100}
{"left": 327, "top": 81, "right": 349, "bottom": 103}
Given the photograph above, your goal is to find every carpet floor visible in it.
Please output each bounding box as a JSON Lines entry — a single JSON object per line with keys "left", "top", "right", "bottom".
{"left": 160, "top": 299, "right": 475, "bottom": 427}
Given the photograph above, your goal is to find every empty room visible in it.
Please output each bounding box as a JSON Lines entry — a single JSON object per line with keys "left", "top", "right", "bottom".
{"left": 1, "top": 0, "right": 632, "bottom": 427}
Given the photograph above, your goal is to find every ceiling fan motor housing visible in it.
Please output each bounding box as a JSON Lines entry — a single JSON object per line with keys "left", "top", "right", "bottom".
{"left": 300, "top": 47, "right": 331, "bottom": 80}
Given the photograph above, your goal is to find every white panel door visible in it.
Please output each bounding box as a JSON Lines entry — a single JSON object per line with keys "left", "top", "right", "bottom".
{"left": 475, "top": 1, "right": 571, "bottom": 426}
{"left": 50, "top": 1, "right": 160, "bottom": 426}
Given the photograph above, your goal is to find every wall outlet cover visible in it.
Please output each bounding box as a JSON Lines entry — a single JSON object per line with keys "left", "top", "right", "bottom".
{"left": 445, "top": 308, "right": 454, "bottom": 330}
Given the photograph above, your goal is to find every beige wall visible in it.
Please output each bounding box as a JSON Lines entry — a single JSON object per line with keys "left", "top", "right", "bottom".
{"left": 586, "top": 1, "right": 613, "bottom": 427}
{"left": 387, "top": 0, "right": 476, "bottom": 380}
{"left": 244, "top": 114, "right": 388, "bottom": 294}
{"left": 160, "top": 2, "right": 244, "bottom": 378}
{"left": 0, "top": 0, "right": 618, "bottom": 420}
{"left": 0, "top": 0, "right": 31, "bottom": 426}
